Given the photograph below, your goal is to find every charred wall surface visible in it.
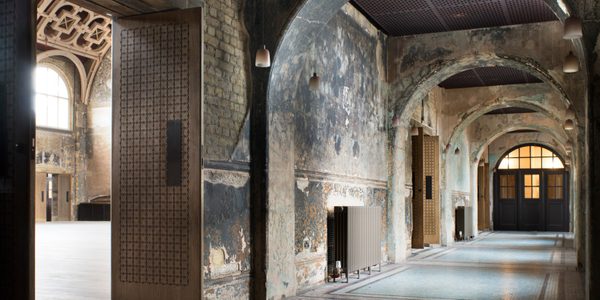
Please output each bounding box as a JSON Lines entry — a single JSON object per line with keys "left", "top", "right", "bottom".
{"left": 290, "top": 5, "right": 389, "bottom": 291}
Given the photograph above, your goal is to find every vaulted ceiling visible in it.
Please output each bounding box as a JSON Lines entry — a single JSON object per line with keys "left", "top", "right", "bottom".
{"left": 351, "top": 0, "right": 557, "bottom": 36}
{"left": 438, "top": 66, "right": 542, "bottom": 89}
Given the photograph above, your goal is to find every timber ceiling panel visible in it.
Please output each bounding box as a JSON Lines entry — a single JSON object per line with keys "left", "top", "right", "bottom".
{"left": 351, "top": 0, "right": 557, "bottom": 36}
{"left": 438, "top": 66, "right": 542, "bottom": 89}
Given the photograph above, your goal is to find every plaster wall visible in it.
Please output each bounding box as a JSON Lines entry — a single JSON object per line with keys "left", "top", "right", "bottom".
{"left": 290, "top": 5, "right": 388, "bottom": 291}
{"left": 86, "top": 54, "right": 111, "bottom": 200}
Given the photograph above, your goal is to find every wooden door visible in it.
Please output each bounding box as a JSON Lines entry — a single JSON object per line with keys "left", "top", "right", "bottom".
{"left": 112, "top": 8, "right": 202, "bottom": 300}
{"left": 545, "top": 171, "right": 569, "bottom": 232}
{"left": 494, "top": 172, "right": 518, "bottom": 230}
{"left": 35, "top": 173, "right": 47, "bottom": 222}
{"left": 477, "top": 164, "right": 490, "bottom": 231}
{"left": 519, "top": 171, "right": 544, "bottom": 231}
{"left": 412, "top": 128, "right": 440, "bottom": 247}
{"left": 57, "top": 175, "right": 71, "bottom": 221}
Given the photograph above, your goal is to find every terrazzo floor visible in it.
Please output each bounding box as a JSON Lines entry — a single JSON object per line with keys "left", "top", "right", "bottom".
{"left": 296, "top": 232, "right": 584, "bottom": 300}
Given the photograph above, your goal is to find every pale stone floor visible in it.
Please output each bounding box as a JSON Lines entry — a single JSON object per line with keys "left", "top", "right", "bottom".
{"left": 36, "top": 222, "right": 111, "bottom": 300}
{"left": 296, "top": 232, "right": 585, "bottom": 300}
{"left": 35, "top": 224, "right": 584, "bottom": 300}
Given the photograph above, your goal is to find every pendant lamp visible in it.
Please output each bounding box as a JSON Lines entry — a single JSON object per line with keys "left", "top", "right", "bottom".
{"left": 255, "top": 0, "right": 270, "bottom": 68}
{"left": 564, "top": 119, "right": 575, "bottom": 130}
{"left": 309, "top": 72, "right": 320, "bottom": 91}
{"left": 255, "top": 45, "right": 271, "bottom": 68}
{"left": 563, "top": 52, "right": 579, "bottom": 73}
{"left": 563, "top": 16, "right": 583, "bottom": 39}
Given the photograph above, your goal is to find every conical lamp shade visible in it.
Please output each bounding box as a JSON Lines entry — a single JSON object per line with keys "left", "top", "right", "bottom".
{"left": 564, "top": 119, "right": 575, "bottom": 130}
{"left": 309, "top": 72, "right": 320, "bottom": 91}
{"left": 563, "top": 16, "right": 583, "bottom": 39}
{"left": 255, "top": 45, "right": 271, "bottom": 68}
{"left": 563, "top": 52, "right": 579, "bottom": 73}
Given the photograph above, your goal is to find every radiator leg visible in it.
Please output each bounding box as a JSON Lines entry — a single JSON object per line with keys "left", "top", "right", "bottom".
{"left": 368, "top": 266, "right": 371, "bottom": 275}
{"left": 357, "top": 270, "right": 360, "bottom": 279}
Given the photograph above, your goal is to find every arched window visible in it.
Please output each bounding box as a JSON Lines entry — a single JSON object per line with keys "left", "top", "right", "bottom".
{"left": 498, "top": 145, "right": 564, "bottom": 170}
{"left": 35, "top": 66, "right": 70, "bottom": 130}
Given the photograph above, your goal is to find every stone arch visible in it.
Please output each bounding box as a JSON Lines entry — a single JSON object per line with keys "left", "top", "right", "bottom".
{"left": 446, "top": 95, "right": 569, "bottom": 153}
{"left": 37, "top": 49, "right": 88, "bottom": 103}
{"left": 471, "top": 124, "right": 570, "bottom": 165}
{"left": 392, "top": 54, "right": 573, "bottom": 128}
{"left": 262, "top": 0, "right": 586, "bottom": 297}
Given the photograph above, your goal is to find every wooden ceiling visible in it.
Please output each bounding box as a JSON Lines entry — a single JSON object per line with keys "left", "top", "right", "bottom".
{"left": 63, "top": 0, "right": 183, "bottom": 17}
{"left": 37, "top": 0, "right": 112, "bottom": 60}
{"left": 351, "top": 0, "right": 557, "bottom": 36}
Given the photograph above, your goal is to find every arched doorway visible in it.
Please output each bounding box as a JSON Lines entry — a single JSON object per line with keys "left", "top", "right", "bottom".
{"left": 494, "top": 144, "right": 569, "bottom": 231}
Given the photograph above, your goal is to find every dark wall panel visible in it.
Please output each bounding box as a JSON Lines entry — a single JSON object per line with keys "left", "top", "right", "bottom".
{"left": 0, "top": 0, "right": 34, "bottom": 298}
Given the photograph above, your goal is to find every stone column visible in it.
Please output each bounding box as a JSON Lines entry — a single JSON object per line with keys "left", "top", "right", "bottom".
{"left": 388, "top": 125, "right": 409, "bottom": 262}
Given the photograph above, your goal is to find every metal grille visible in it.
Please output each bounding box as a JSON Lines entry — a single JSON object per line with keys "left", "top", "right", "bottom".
{"left": 352, "top": 0, "right": 557, "bottom": 36}
{"left": 423, "top": 136, "right": 439, "bottom": 238}
{"left": 118, "top": 23, "right": 190, "bottom": 286}
{"left": 439, "top": 66, "right": 542, "bottom": 89}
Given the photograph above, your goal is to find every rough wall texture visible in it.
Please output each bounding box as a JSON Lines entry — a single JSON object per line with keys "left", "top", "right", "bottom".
{"left": 289, "top": 5, "right": 389, "bottom": 291}
{"left": 202, "top": 0, "right": 252, "bottom": 298}
{"left": 86, "top": 54, "right": 111, "bottom": 199}
{"left": 203, "top": 168, "right": 251, "bottom": 299}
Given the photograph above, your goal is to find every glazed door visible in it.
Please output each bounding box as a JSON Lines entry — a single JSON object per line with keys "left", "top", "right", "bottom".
{"left": 112, "top": 8, "right": 202, "bottom": 300}
{"left": 494, "top": 172, "right": 518, "bottom": 230}
{"left": 519, "top": 171, "right": 544, "bottom": 231}
{"left": 545, "top": 171, "right": 569, "bottom": 231}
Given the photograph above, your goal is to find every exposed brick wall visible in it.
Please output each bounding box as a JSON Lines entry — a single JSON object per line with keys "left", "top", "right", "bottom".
{"left": 203, "top": 0, "right": 249, "bottom": 160}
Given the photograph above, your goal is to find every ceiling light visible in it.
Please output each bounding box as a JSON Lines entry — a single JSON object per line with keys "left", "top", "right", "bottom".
{"left": 563, "top": 16, "right": 583, "bottom": 39}
{"left": 255, "top": 45, "right": 271, "bottom": 68}
{"left": 564, "top": 119, "right": 575, "bottom": 130}
{"left": 309, "top": 72, "right": 320, "bottom": 91}
{"left": 563, "top": 52, "right": 579, "bottom": 73}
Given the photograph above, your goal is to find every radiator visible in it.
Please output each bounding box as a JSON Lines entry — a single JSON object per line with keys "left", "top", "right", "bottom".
{"left": 334, "top": 206, "right": 382, "bottom": 280}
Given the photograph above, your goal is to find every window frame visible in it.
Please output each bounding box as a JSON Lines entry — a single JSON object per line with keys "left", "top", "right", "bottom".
{"left": 496, "top": 144, "right": 565, "bottom": 171}
{"left": 34, "top": 64, "right": 73, "bottom": 132}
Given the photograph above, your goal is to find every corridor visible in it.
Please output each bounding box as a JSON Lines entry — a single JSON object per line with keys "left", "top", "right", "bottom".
{"left": 298, "top": 232, "right": 584, "bottom": 300}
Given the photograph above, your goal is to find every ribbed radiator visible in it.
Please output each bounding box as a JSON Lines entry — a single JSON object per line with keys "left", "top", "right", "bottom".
{"left": 334, "top": 206, "right": 382, "bottom": 280}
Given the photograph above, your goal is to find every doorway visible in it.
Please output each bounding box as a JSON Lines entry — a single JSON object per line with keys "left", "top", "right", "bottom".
{"left": 35, "top": 173, "right": 71, "bottom": 222}
{"left": 493, "top": 145, "right": 569, "bottom": 231}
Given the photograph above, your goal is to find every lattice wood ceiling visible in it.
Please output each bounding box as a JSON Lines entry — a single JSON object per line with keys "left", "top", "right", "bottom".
{"left": 37, "top": 0, "right": 112, "bottom": 60}
{"left": 352, "top": 0, "right": 557, "bottom": 36}
{"left": 438, "top": 66, "right": 542, "bottom": 89}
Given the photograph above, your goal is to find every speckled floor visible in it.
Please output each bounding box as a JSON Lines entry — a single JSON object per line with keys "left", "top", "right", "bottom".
{"left": 36, "top": 222, "right": 111, "bottom": 300}
{"left": 296, "top": 232, "right": 584, "bottom": 300}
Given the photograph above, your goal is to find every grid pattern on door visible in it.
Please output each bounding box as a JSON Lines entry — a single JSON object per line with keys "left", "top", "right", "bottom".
{"left": 118, "top": 23, "right": 190, "bottom": 286}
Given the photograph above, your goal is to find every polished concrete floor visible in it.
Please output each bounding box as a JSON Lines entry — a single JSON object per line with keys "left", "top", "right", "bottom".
{"left": 297, "top": 232, "right": 584, "bottom": 300}
{"left": 36, "top": 222, "right": 110, "bottom": 300}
